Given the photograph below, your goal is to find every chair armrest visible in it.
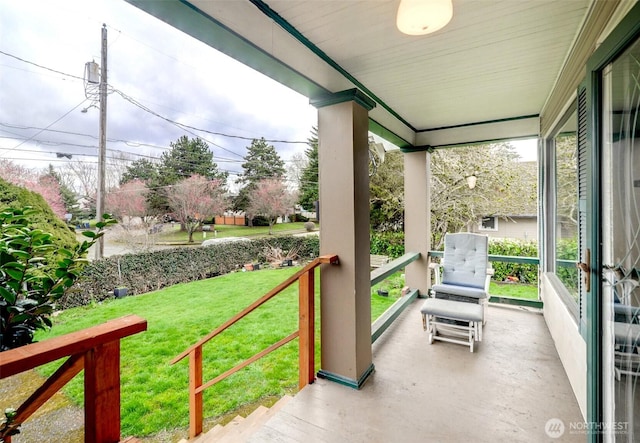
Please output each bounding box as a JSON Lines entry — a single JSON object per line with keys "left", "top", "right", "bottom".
{"left": 429, "top": 262, "right": 442, "bottom": 285}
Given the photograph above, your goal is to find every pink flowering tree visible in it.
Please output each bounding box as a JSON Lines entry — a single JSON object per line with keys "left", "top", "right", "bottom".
{"left": 105, "top": 179, "right": 149, "bottom": 222}
{"left": 0, "top": 160, "right": 66, "bottom": 219}
{"left": 247, "top": 178, "right": 297, "bottom": 235}
{"left": 167, "top": 174, "right": 227, "bottom": 242}
{"left": 105, "top": 179, "right": 160, "bottom": 250}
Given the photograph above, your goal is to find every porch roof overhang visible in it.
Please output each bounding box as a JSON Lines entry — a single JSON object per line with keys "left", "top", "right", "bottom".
{"left": 126, "top": 0, "right": 620, "bottom": 149}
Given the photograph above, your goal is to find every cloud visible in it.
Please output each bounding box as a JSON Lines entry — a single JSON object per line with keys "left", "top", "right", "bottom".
{"left": 0, "top": 0, "right": 317, "bottom": 175}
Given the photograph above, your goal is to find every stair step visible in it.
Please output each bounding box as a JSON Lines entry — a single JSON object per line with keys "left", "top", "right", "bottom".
{"left": 186, "top": 395, "right": 294, "bottom": 442}
{"left": 217, "top": 406, "right": 269, "bottom": 442}
{"left": 200, "top": 415, "right": 244, "bottom": 442}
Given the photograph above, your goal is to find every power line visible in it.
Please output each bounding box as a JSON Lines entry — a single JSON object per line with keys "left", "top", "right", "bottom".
{"left": 0, "top": 50, "right": 313, "bottom": 160}
{"left": 0, "top": 99, "right": 89, "bottom": 157}
{"left": 0, "top": 49, "right": 85, "bottom": 81}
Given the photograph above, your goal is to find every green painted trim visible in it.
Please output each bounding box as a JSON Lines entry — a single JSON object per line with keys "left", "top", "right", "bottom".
{"left": 489, "top": 296, "right": 543, "bottom": 309}
{"left": 371, "top": 289, "right": 419, "bottom": 343}
{"left": 428, "top": 251, "right": 540, "bottom": 265}
{"left": 310, "top": 88, "right": 376, "bottom": 111}
{"left": 400, "top": 145, "right": 433, "bottom": 153}
{"left": 417, "top": 114, "right": 539, "bottom": 132}
{"left": 248, "top": 0, "right": 416, "bottom": 131}
{"left": 317, "top": 363, "right": 375, "bottom": 390}
{"left": 368, "top": 118, "right": 412, "bottom": 150}
{"left": 428, "top": 134, "right": 540, "bottom": 150}
{"left": 587, "top": 2, "right": 640, "bottom": 72}
{"left": 370, "top": 252, "right": 420, "bottom": 286}
{"left": 126, "top": 0, "right": 329, "bottom": 101}
{"left": 580, "top": 3, "right": 640, "bottom": 437}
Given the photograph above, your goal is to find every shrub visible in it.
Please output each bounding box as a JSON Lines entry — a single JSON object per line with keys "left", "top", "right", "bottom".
{"left": 0, "top": 208, "right": 115, "bottom": 350}
{"left": 289, "top": 213, "right": 309, "bottom": 223}
{"left": 370, "top": 231, "right": 405, "bottom": 258}
{"left": 250, "top": 215, "right": 270, "bottom": 227}
{"left": 304, "top": 221, "right": 316, "bottom": 232}
{"left": 60, "top": 235, "right": 320, "bottom": 309}
{"left": 487, "top": 239, "right": 538, "bottom": 284}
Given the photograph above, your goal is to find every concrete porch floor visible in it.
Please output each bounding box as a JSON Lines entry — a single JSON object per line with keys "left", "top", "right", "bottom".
{"left": 249, "top": 301, "right": 584, "bottom": 442}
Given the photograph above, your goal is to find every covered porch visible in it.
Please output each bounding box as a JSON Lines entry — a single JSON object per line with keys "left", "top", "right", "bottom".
{"left": 124, "top": 0, "right": 640, "bottom": 441}
{"left": 252, "top": 300, "right": 582, "bottom": 442}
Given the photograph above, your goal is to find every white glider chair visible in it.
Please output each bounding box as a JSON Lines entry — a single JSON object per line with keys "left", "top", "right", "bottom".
{"left": 421, "top": 233, "right": 492, "bottom": 352}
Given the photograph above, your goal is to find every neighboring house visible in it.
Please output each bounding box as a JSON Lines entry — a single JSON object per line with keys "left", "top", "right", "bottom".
{"left": 474, "top": 214, "right": 538, "bottom": 242}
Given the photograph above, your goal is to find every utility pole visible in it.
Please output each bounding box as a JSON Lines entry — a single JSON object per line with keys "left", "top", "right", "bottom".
{"left": 95, "top": 24, "right": 108, "bottom": 260}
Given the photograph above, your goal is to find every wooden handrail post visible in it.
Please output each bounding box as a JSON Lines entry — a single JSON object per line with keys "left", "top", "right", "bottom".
{"left": 298, "top": 267, "right": 315, "bottom": 390}
{"left": 84, "top": 341, "right": 121, "bottom": 443}
{"left": 189, "top": 347, "right": 203, "bottom": 439}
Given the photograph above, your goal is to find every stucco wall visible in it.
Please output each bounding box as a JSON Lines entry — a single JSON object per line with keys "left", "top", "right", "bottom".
{"left": 541, "top": 273, "right": 587, "bottom": 420}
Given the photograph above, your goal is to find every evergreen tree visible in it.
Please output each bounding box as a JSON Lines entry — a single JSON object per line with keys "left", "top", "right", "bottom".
{"left": 120, "top": 158, "right": 159, "bottom": 185}
{"left": 121, "top": 136, "right": 228, "bottom": 216}
{"left": 298, "top": 127, "right": 319, "bottom": 210}
{"left": 234, "top": 137, "right": 285, "bottom": 212}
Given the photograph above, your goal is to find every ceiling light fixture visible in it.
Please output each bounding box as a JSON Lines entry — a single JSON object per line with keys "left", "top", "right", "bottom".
{"left": 396, "top": 0, "right": 453, "bottom": 36}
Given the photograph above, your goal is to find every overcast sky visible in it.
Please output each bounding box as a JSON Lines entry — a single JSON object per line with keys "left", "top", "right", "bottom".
{"left": 0, "top": 0, "right": 318, "bottom": 179}
{"left": 0, "top": 0, "right": 536, "bottom": 182}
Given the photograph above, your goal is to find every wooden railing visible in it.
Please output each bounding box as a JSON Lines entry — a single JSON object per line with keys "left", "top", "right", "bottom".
{"left": 0, "top": 315, "right": 147, "bottom": 443}
{"left": 172, "top": 254, "right": 339, "bottom": 439}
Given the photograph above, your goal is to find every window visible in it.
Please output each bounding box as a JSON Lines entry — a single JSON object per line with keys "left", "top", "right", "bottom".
{"left": 479, "top": 216, "right": 498, "bottom": 231}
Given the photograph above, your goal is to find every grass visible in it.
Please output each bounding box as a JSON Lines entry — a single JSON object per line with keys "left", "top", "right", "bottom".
{"left": 156, "top": 222, "right": 313, "bottom": 243}
{"left": 35, "top": 266, "right": 392, "bottom": 438}
{"left": 489, "top": 281, "right": 538, "bottom": 300}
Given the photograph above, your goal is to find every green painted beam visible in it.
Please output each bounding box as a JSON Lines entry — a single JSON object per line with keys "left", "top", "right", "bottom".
{"left": 370, "top": 252, "right": 421, "bottom": 287}
{"left": 428, "top": 251, "right": 540, "bottom": 265}
{"left": 371, "top": 288, "right": 419, "bottom": 344}
{"left": 488, "top": 296, "right": 543, "bottom": 309}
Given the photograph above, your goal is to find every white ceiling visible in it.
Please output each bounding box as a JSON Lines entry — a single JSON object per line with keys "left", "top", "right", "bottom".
{"left": 129, "top": 0, "right": 594, "bottom": 147}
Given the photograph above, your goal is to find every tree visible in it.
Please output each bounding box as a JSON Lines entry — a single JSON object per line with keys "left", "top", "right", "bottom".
{"left": 137, "top": 136, "right": 227, "bottom": 216}
{"left": 430, "top": 143, "right": 536, "bottom": 249}
{"left": 120, "top": 158, "right": 159, "bottom": 185}
{"left": 298, "top": 127, "right": 319, "bottom": 210}
{"left": 106, "top": 179, "right": 160, "bottom": 251}
{"left": 105, "top": 179, "right": 149, "bottom": 222}
{"left": 167, "top": 174, "right": 227, "bottom": 242}
{"left": 235, "top": 138, "right": 286, "bottom": 213}
{"left": 247, "top": 178, "right": 297, "bottom": 235}
{"left": 0, "top": 160, "right": 66, "bottom": 219}
{"left": 159, "top": 136, "right": 227, "bottom": 183}
{"left": 42, "top": 164, "right": 78, "bottom": 220}
{"left": 370, "top": 150, "right": 404, "bottom": 231}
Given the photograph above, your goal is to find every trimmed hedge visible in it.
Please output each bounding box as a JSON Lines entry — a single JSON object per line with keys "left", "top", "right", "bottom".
{"left": 60, "top": 235, "right": 319, "bottom": 309}
{"left": 371, "top": 230, "right": 540, "bottom": 284}
{"left": 487, "top": 239, "right": 538, "bottom": 284}
{"left": 370, "top": 231, "right": 405, "bottom": 258}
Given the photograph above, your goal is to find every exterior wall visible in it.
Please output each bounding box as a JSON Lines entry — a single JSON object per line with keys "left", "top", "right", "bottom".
{"left": 541, "top": 273, "right": 587, "bottom": 420}
{"left": 475, "top": 216, "right": 538, "bottom": 241}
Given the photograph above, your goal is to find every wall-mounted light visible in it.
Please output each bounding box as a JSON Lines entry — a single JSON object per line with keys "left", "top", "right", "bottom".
{"left": 466, "top": 174, "right": 477, "bottom": 190}
{"left": 396, "top": 0, "right": 453, "bottom": 36}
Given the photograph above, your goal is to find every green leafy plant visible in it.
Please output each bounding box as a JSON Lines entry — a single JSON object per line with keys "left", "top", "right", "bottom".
{"left": 0, "top": 408, "right": 19, "bottom": 442}
{"left": 0, "top": 208, "right": 116, "bottom": 351}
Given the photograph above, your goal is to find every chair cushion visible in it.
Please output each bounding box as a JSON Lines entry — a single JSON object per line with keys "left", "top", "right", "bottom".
{"left": 432, "top": 283, "right": 487, "bottom": 299}
{"left": 421, "top": 298, "right": 484, "bottom": 322}
{"left": 441, "top": 233, "right": 488, "bottom": 289}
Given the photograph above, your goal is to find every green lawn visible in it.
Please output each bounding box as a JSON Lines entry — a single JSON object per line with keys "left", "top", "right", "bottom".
{"left": 35, "top": 266, "right": 392, "bottom": 438}
{"left": 489, "top": 281, "right": 538, "bottom": 300}
{"left": 156, "top": 222, "right": 313, "bottom": 243}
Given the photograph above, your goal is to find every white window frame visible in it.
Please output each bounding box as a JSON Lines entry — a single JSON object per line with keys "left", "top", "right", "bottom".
{"left": 479, "top": 216, "right": 498, "bottom": 232}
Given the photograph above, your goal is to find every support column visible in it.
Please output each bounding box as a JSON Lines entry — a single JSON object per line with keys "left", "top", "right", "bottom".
{"left": 404, "top": 150, "right": 431, "bottom": 296}
{"left": 311, "top": 89, "right": 375, "bottom": 389}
